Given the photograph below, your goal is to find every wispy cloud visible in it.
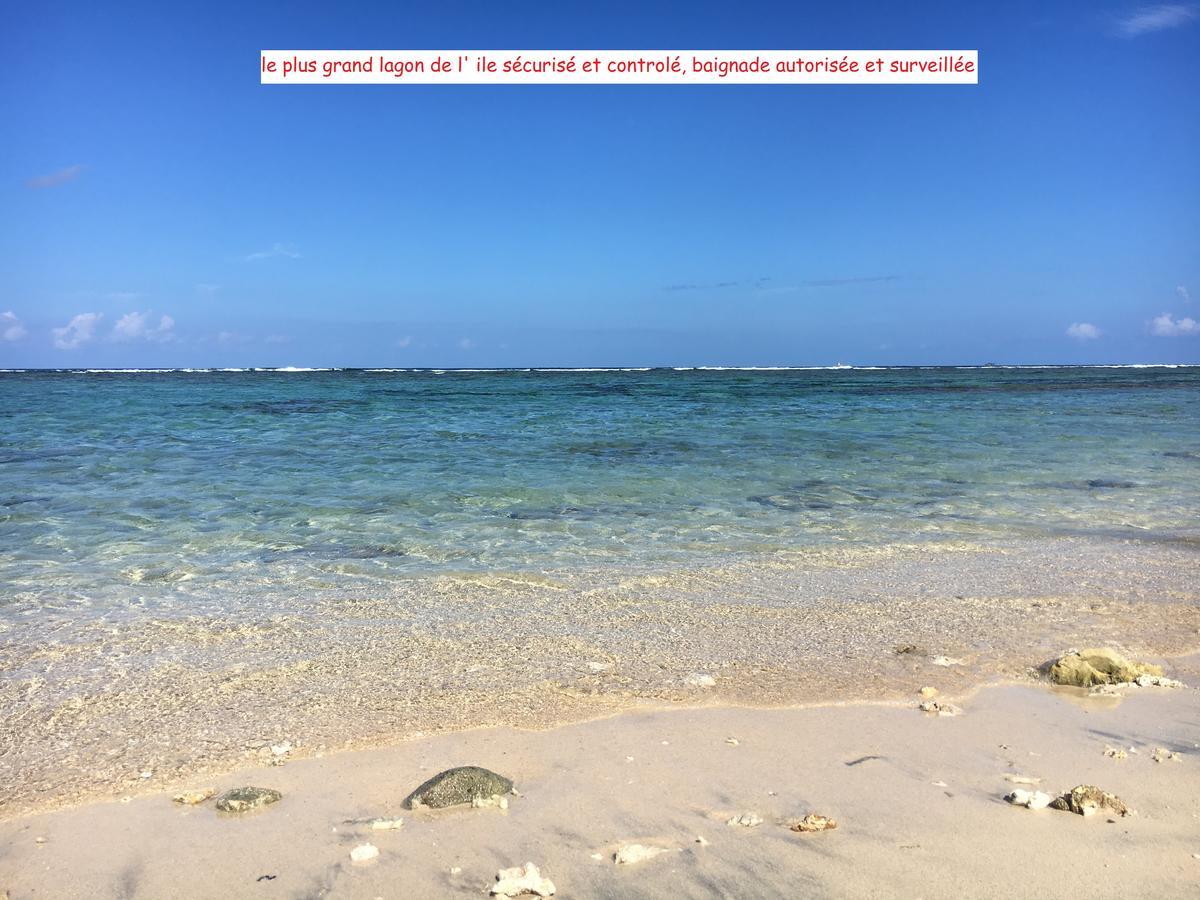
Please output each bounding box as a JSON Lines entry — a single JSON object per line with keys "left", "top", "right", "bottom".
{"left": 1115, "top": 4, "right": 1198, "bottom": 36}
{"left": 52, "top": 312, "right": 102, "bottom": 349}
{"left": 1, "top": 311, "right": 28, "bottom": 342}
{"left": 112, "top": 311, "right": 176, "bottom": 342}
{"left": 1149, "top": 312, "right": 1200, "bottom": 336}
{"left": 663, "top": 275, "right": 899, "bottom": 293}
{"left": 797, "top": 275, "right": 901, "bottom": 288}
{"left": 1178, "top": 285, "right": 1192, "bottom": 304}
{"left": 396, "top": 335, "right": 413, "bottom": 348}
{"left": 663, "top": 279, "right": 761, "bottom": 292}
{"left": 244, "top": 243, "right": 301, "bottom": 262}
{"left": 217, "top": 330, "right": 249, "bottom": 345}
{"left": 26, "top": 164, "right": 84, "bottom": 190}
{"left": 458, "top": 337, "right": 476, "bottom": 350}
{"left": 1066, "top": 322, "right": 1102, "bottom": 340}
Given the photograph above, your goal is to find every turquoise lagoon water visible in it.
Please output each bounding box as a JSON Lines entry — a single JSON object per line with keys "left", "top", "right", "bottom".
{"left": 1, "top": 366, "right": 1197, "bottom": 619}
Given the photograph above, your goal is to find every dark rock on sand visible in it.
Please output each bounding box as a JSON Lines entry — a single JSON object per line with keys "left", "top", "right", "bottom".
{"left": 215, "top": 786, "right": 282, "bottom": 813}
{"left": 1048, "top": 648, "right": 1163, "bottom": 687}
{"left": 1050, "top": 785, "right": 1130, "bottom": 818}
{"left": 405, "top": 766, "right": 513, "bottom": 809}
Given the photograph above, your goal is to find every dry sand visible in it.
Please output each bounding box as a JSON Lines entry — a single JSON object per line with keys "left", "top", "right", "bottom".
{"left": 3, "top": 656, "right": 1198, "bottom": 899}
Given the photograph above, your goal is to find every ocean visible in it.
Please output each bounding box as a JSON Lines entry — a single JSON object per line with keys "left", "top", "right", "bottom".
{"left": 4, "top": 365, "right": 1200, "bottom": 813}
{"left": 2, "top": 365, "right": 1198, "bottom": 622}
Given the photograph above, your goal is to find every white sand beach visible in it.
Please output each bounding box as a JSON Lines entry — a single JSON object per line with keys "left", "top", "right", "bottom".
{"left": 3, "top": 653, "right": 1197, "bottom": 899}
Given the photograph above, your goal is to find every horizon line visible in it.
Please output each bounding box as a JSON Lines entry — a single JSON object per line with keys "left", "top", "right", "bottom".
{"left": 2, "top": 363, "right": 1198, "bottom": 374}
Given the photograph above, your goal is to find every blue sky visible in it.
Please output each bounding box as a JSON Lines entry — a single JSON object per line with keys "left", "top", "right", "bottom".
{"left": 2, "top": 1, "right": 1198, "bottom": 367}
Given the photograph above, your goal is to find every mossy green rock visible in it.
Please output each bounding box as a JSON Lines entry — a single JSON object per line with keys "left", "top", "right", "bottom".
{"left": 404, "top": 766, "right": 513, "bottom": 809}
{"left": 1049, "top": 648, "right": 1163, "bottom": 687}
{"left": 215, "top": 786, "right": 282, "bottom": 813}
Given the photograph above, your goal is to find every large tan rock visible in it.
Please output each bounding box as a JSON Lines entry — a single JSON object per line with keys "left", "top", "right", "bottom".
{"left": 1048, "top": 648, "right": 1163, "bottom": 687}
{"left": 1049, "top": 784, "right": 1130, "bottom": 817}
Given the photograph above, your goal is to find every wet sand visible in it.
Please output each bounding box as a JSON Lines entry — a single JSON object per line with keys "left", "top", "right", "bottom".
{"left": 2, "top": 537, "right": 1200, "bottom": 818}
{"left": 2, "top": 657, "right": 1198, "bottom": 899}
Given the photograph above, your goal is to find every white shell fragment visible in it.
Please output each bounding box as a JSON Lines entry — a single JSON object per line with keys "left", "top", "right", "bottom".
{"left": 613, "top": 844, "right": 671, "bottom": 865}
{"left": 1005, "top": 789, "right": 1053, "bottom": 810}
{"left": 350, "top": 843, "right": 379, "bottom": 863}
{"left": 369, "top": 817, "right": 404, "bottom": 830}
{"left": 726, "top": 812, "right": 763, "bottom": 827}
{"left": 491, "top": 862, "right": 556, "bottom": 897}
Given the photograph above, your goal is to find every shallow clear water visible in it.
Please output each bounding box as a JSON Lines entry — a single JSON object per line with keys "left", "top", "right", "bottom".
{"left": 1, "top": 367, "right": 1197, "bottom": 619}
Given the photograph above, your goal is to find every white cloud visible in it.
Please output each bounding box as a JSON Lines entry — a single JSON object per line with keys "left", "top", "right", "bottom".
{"left": 458, "top": 337, "right": 476, "bottom": 350}
{"left": 1, "top": 311, "right": 27, "bottom": 342}
{"left": 396, "top": 335, "right": 413, "bottom": 348}
{"left": 1066, "top": 322, "right": 1101, "bottom": 340}
{"left": 1116, "top": 4, "right": 1198, "bottom": 36}
{"left": 52, "top": 312, "right": 102, "bottom": 349}
{"left": 244, "top": 243, "right": 301, "bottom": 262}
{"left": 26, "top": 164, "right": 84, "bottom": 189}
{"left": 112, "top": 311, "right": 175, "bottom": 342}
{"left": 1178, "top": 285, "right": 1192, "bottom": 304}
{"left": 1150, "top": 312, "right": 1200, "bottom": 336}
